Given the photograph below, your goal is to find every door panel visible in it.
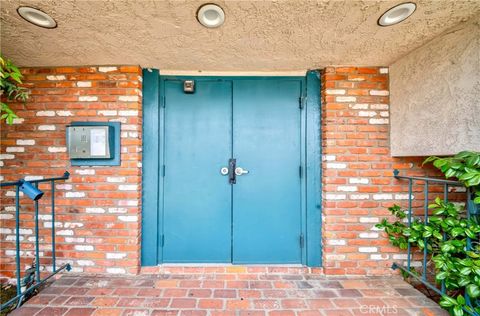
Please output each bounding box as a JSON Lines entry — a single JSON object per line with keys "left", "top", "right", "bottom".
{"left": 232, "top": 80, "right": 302, "bottom": 263}
{"left": 162, "top": 80, "right": 232, "bottom": 262}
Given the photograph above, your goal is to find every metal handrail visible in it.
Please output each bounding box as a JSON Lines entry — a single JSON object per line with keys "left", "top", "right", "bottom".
{"left": 391, "top": 169, "right": 478, "bottom": 316}
{"left": 0, "top": 172, "right": 71, "bottom": 311}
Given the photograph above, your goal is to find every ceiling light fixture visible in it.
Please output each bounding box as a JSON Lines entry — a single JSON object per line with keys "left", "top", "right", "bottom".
{"left": 378, "top": 2, "right": 416, "bottom": 27}
{"left": 197, "top": 4, "right": 225, "bottom": 28}
{"left": 17, "top": 6, "right": 57, "bottom": 29}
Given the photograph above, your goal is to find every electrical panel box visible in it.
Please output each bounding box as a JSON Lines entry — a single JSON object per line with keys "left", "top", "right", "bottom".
{"left": 67, "top": 125, "right": 113, "bottom": 159}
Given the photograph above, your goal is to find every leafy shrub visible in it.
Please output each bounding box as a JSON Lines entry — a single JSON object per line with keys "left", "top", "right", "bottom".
{"left": 377, "top": 151, "right": 480, "bottom": 316}
{"left": 0, "top": 56, "right": 27, "bottom": 124}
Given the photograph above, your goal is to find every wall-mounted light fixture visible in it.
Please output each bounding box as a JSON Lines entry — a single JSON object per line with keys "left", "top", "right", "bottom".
{"left": 17, "top": 6, "right": 57, "bottom": 29}
{"left": 378, "top": 2, "right": 416, "bottom": 27}
{"left": 197, "top": 4, "right": 225, "bottom": 28}
{"left": 19, "top": 180, "right": 44, "bottom": 201}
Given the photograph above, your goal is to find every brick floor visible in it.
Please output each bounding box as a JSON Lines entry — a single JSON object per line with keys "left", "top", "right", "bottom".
{"left": 10, "top": 269, "right": 447, "bottom": 316}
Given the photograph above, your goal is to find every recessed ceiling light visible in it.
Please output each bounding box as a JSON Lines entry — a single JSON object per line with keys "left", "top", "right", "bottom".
{"left": 378, "top": 2, "right": 416, "bottom": 27}
{"left": 197, "top": 4, "right": 225, "bottom": 28}
{"left": 17, "top": 6, "right": 57, "bottom": 29}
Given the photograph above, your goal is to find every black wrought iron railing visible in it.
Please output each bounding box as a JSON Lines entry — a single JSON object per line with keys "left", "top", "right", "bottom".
{"left": 0, "top": 172, "right": 71, "bottom": 311}
{"left": 392, "top": 169, "right": 479, "bottom": 316}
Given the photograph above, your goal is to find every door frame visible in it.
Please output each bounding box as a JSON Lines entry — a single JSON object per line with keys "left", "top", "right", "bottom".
{"left": 141, "top": 70, "right": 322, "bottom": 267}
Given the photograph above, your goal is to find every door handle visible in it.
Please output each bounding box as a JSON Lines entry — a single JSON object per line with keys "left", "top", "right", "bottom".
{"left": 220, "top": 167, "right": 229, "bottom": 175}
{"left": 235, "top": 167, "right": 249, "bottom": 176}
{"left": 228, "top": 158, "right": 236, "bottom": 184}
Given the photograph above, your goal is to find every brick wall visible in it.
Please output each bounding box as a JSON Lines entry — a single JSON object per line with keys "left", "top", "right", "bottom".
{"left": 321, "top": 66, "right": 441, "bottom": 276}
{"left": 0, "top": 66, "right": 142, "bottom": 281}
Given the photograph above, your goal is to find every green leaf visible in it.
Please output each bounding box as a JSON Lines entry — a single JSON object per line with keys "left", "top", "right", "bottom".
{"left": 440, "top": 295, "right": 458, "bottom": 308}
{"left": 467, "top": 284, "right": 480, "bottom": 298}
{"left": 453, "top": 305, "right": 464, "bottom": 316}
{"left": 457, "top": 294, "right": 466, "bottom": 305}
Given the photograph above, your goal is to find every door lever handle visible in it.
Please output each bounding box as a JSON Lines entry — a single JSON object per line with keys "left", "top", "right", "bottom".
{"left": 228, "top": 158, "right": 236, "bottom": 184}
{"left": 235, "top": 167, "right": 249, "bottom": 176}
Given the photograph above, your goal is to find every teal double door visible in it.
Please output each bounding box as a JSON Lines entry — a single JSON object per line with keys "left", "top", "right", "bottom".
{"left": 153, "top": 77, "right": 308, "bottom": 264}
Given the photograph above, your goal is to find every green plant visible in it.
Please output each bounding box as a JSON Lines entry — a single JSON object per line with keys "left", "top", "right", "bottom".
{"left": 0, "top": 55, "right": 27, "bottom": 124}
{"left": 377, "top": 151, "right": 480, "bottom": 316}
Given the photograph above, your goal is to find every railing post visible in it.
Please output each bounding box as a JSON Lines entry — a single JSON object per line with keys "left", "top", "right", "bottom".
{"left": 51, "top": 180, "right": 56, "bottom": 272}
{"left": 14, "top": 185, "right": 21, "bottom": 298}
{"left": 34, "top": 183, "right": 41, "bottom": 283}
{"left": 422, "top": 181, "right": 429, "bottom": 282}
{"left": 407, "top": 179, "right": 412, "bottom": 272}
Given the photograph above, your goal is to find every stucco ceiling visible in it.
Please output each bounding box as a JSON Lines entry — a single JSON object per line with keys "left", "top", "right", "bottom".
{"left": 1, "top": 0, "right": 479, "bottom": 71}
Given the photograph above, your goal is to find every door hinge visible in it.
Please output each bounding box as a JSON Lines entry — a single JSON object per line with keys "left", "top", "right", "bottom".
{"left": 160, "top": 234, "right": 165, "bottom": 247}
{"left": 299, "top": 96, "right": 306, "bottom": 109}
{"left": 162, "top": 165, "right": 165, "bottom": 177}
{"left": 300, "top": 234, "right": 305, "bottom": 248}
{"left": 299, "top": 165, "right": 303, "bottom": 178}
{"left": 161, "top": 95, "right": 166, "bottom": 108}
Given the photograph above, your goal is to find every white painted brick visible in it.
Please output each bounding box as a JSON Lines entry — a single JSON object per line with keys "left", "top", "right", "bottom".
{"left": 323, "top": 155, "right": 336, "bottom": 161}
{"left": 449, "top": 186, "right": 467, "bottom": 193}
{"left": 370, "top": 103, "right": 389, "bottom": 110}
{"left": 17, "top": 228, "right": 32, "bottom": 235}
{"left": 359, "top": 232, "right": 379, "bottom": 239}
{"left": 326, "top": 254, "right": 346, "bottom": 260}
{"left": 77, "top": 260, "right": 95, "bottom": 266}
{"left": 337, "top": 186, "right": 358, "bottom": 192}
{"left": 6, "top": 191, "right": 24, "bottom": 197}
{"left": 107, "top": 267, "right": 126, "bottom": 274}
{"left": 326, "top": 89, "right": 345, "bottom": 95}
{"left": 326, "top": 163, "right": 346, "bottom": 169}
{"left": 106, "top": 252, "right": 127, "bottom": 259}
{"left": 65, "top": 237, "right": 85, "bottom": 243}
{"left": 373, "top": 194, "right": 393, "bottom": 200}
{"left": 75, "top": 245, "right": 94, "bottom": 251}
{"left": 6, "top": 235, "right": 24, "bottom": 241}
{"left": 98, "top": 66, "right": 118, "bottom": 73}
{"left": 75, "top": 169, "right": 95, "bottom": 175}
{"left": 108, "top": 207, "right": 127, "bottom": 214}
{"left": 394, "top": 194, "right": 414, "bottom": 200}
{"left": 36, "top": 111, "right": 55, "bottom": 117}
{"left": 393, "top": 254, "right": 408, "bottom": 260}
{"left": 56, "top": 110, "right": 73, "bottom": 117}
{"left": 119, "top": 96, "right": 139, "bottom": 102}
{"left": 48, "top": 147, "right": 67, "bottom": 153}
{"left": 56, "top": 184, "right": 73, "bottom": 190}
{"left": 56, "top": 230, "right": 74, "bottom": 236}
{"left": 38, "top": 214, "right": 52, "bottom": 220}
{"left": 38, "top": 125, "right": 56, "bottom": 131}
{"left": 358, "top": 111, "right": 377, "bottom": 117}
{"left": 380, "top": 111, "right": 389, "bottom": 117}
{"left": 6, "top": 147, "right": 24, "bottom": 152}
{"left": 3, "top": 205, "right": 15, "bottom": 211}
{"left": 370, "top": 90, "right": 389, "bottom": 96}
{"left": 107, "top": 177, "right": 126, "bottom": 183}
{"left": 119, "top": 200, "right": 138, "bottom": 206}
{"left": 359, "top": 247, "right": 377, "bottom": 253}
{"left": 350, "top": 194, "right": 370, "bottom": 200}
{"left": 98, "top": 110, "right": 117, "bottom": 116}
{"left": 370, "top": 254, "right": 389, "bottom": 260}
{"left": 122, "top": 124, "right": 138, "bottom": 131}
{"left": 336, "top": 96, "right": 356, "bottom": 103}
{"left": 379, "top": 68, "right": 389, "bottom": 74}
{"left": 66, "top": 192, "right": 85, "bottom": 198}
{"left": 359, "top": 217, "right": 379, "bottom": 223}
{"left": 119, "top": 185, "right": 137, "bottom": 191}
{"left": 86, "top": 207, "right": 105, "bottom": 214}
{"left": 25, "top": 175, "right": 44, "bottom": 181}
{"left": 118, "top": 215, "right": 138, "bottom": 222}
{"left": 0, "top": 214, "right": 13, "bottom": 220}
{"left": 350, "top": 103, "right": 369, "bottom": 110}
{"left": 0, "top": 176, "right": 3, "bottom": 181}
{"left": 349, "top": 178, "right": 369, "bottom": 184}
{"left": 77, "top": 81, "right": 92, "bottom": 87}
{"left": 127, "top": 132, "right": 138, "bottom": 138}
{"left": 118, "top": 110, "right": 139, "bottom": 116}
{"left": 325, "top": 194, "right": 346, "bottom": 200}
{"left": 17, "top": 139, "right": 35, "bottom": 145}
{"left": 0, "top": 154, "right": 15, "bottom": 160}
{"left": 44, "top": 222, "right": 63, "bottom": 228}
{"left": 0, "top": 228, "right": 12, "bottom": 234}
{"left": 64, "top": 222, "right": 83, "bottom": 228}
{"left": 46, "top": 75, "right": 66, "bottom": 80}
{"left": 369, "top": 118, "right": 389, "bottom": 125}
{"left": 327, "top": 239, "right": 346, "bottom": 246}
{"left": 110, "top": 117, "right": 127, "bottom": 123}
{"left": 79, "top": 96, "right": 98, "bottom": 102}
{"left": 406, "top": 261, "right": 423, "bottom": 268}
{"left": 12, "top": 118, "right": 24, "bottom": 124}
